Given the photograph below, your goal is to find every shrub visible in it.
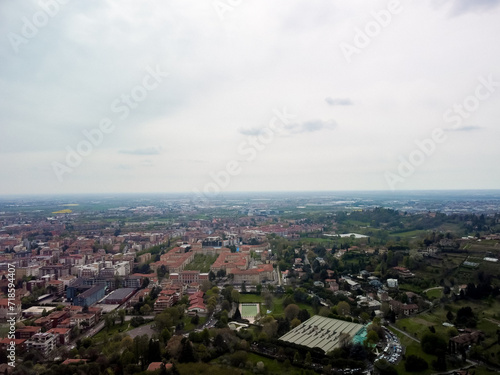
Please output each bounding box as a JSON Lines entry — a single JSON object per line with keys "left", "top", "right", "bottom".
{"left": 404, "top": 355, "right": 428, "bottom": 372}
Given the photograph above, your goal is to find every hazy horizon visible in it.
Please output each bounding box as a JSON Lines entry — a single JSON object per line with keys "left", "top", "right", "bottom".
{"left": 2, "top": 188, "right": 500, "bottom": 199}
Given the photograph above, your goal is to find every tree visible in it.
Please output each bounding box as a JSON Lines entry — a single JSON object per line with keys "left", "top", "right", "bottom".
{"left": 421, "top": 333, "right": 447, "bottom": 355}
{"left": 230, "top": 351, "right": 248, "bottom": 367}
{"left": 231, "top": 289, "right": 240, "bottom": 304}
{"left": 118, "top": 309, "right": 126, "bottom": 325}
{"left": 256, "top": 284, "right": 262, "bottom": 295}
{"left": 305, "top": 352, "right": 312, "bottom": 365}
{"left": 446, "top": 310, "right": 454, "bottom": 322}
{"left": 148, "top": 338, "right": 162, "bottom": 362}
{"left": 405, "top": 355, "right": 428, "bottom": 372}
{"left": 161, "top": 328, "right": 172, "bottom": 343}
{"left": 201, "top": 280, "right": 212, "bottom": 293}
{"left": 159, "top": 363, "right": 168, "bottom": 375}
{"left": 221, "top": 299, "right": 231, "bottom": 313}
{"left": 157, "top": 265, "right": 167, "bottom": 279}
{"left": 263, "top": 291, "right": 274, "bottom": 310}
{"left": 166, "top": 335, "right": 183, "bottom": 359}
{"left": 298, "top": 309, "right": 310, "bottom": 322}
{"left": 120, "top": 350, "right": 136, "bottom": 366}
{"left": 140, "top": 304, "right": 151, "bottom": 315}
{"left": 350, "top": 343, "right": 368, "bottom": 361}
{"left": 360, "top": 312, "right": 371, "bottom": 323}
{"left": 293, "top": 351, "right": 301, "bottom": 364}
{"left": 318, "top": 306, "right": 331, "bottom": 317}
{"left": 282, "top": 295, "right": 295, "bottom": 308}
{"left": 284, "top": 304, "right": 300, "bottom": 321}
{"left": 191, "top": 314, "right": 200, "bottom": 325}
{"left": 105, "top": 315, "right": 113, "bottom": 331}
{"left": 201, "top": 328, "right": 210, "bottom": 345}
{"left": 375, "top": 359, "right": 398, "bottom": 375}
{"left": 217, "top": 269, "right": 226, "bottom": 279}
{"left": 130, "top": 316, "right": 145, "bottom": 327}
{"left": 46, "top": 284, "right": 58, "bottom": 295}
{"left": 366, "top": 330, "right": 379, "bottom": 345}
{"left": 336, "top": 301, "right": 351, "bottom": 316}
{"left": 214, "top": 334, "right": 228, "bottom": 354}
{"left": 232, "top": 308, "right": 242, "bottom": 321}
{"left": 456, "top": 306, "right": 477, "bottom": 327}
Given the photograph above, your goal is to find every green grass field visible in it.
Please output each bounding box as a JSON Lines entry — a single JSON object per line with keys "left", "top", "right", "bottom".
{"left": 239, "top": 294, "right": 264, "bottom": 303}
{"left": 399, "top": 283, "right": 424, "bottom": 294}
{"left": 93, "top": 321, "right": 134, "bottom": 341}
{"left": 184, "top": 254, "right": 218, "bottom": 273}
{"left": 246, "top": 353, "right": 311, "bottom": 375}
{"left": 425, "top": 288, "right": 443, "bottom": 300}
{"left": 390, "top": 229, "right": 428, "bottom": 239}
{"left": 178, "top": 362, "right": 249, "bottom": 375}
{"left": 240, "top": 303, "right": 259, "bottom": 318}
{"left": 396, "top": 298, "right": 500, "bottom": 367}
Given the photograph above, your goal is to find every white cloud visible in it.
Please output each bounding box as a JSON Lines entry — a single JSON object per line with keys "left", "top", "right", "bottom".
{"left": 1, "top": 0, "right": 500, "bottom": 194}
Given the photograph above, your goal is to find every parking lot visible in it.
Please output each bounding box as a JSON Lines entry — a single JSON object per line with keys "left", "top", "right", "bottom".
{"left": 127, "top": 324, "right": 156, "bottom": 339}
{"left": 376, "top": 328, "right": 404, "bottom": 365}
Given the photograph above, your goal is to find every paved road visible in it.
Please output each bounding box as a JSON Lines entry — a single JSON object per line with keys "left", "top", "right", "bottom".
{"left": 82, "top": 320, "right": 105, "bottom": 339}
{"left": 80, "top": 315, "right": 155, "bottom": 338}
{"left": 127, "top": 324, "right": 156, "bottom": 339}
{"left": 485, "top": 317, "right": 500, "bottom": 326}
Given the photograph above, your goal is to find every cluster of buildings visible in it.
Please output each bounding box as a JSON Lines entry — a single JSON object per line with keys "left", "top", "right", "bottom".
{"left": 0, "top": 304, "right": 102, "bottom": 356}
{"left": 284, "top": 262, "right": 422, "bottom": 319}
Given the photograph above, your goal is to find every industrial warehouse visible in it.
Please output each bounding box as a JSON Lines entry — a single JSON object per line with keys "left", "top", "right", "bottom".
{"left": 278, "top": 315, "right": 365, "bottom": 353}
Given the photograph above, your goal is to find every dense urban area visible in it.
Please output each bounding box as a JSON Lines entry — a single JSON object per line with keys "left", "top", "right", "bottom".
{"left": 1, "top": 191, "right": 500, "bottom": 375}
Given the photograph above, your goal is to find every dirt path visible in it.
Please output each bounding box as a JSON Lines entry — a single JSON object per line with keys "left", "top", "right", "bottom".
{"left": 422, "top": 286, "right": 443, "bottom": 293}
{"left": 389, "top": 324, "right": 421, "bottom": 343}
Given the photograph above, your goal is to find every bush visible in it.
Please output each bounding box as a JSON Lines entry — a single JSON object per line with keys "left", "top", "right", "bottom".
{"left": 229, "top": 351, "right": 248, "bottom": 367}
{"left": 421, "top": 333, "right": 446, "bottom": 354}
{"left": 404, "top": 355, "right": 428, "bottom": 372}
{"left": 130, "top": 316, "right": 145, "bottom": 327}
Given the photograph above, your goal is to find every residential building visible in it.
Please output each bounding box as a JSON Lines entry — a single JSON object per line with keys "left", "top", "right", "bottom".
{"left": 25, "top": 332, "right": 57, "bottom": 356}
{"left": 47, "top": 327, "right": 71, "bottom": 345}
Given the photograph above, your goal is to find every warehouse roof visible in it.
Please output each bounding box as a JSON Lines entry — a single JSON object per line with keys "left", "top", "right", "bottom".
{"left": 279, "top": 315, "right": 363, "bottom": 353}
{"left": 102, "top": 288, "right": 136, "bottom": 302}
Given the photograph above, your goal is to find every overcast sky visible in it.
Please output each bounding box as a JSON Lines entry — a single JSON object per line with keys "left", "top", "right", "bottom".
{"left": 1, "top": 0, "right": 500, "bottom": 196}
